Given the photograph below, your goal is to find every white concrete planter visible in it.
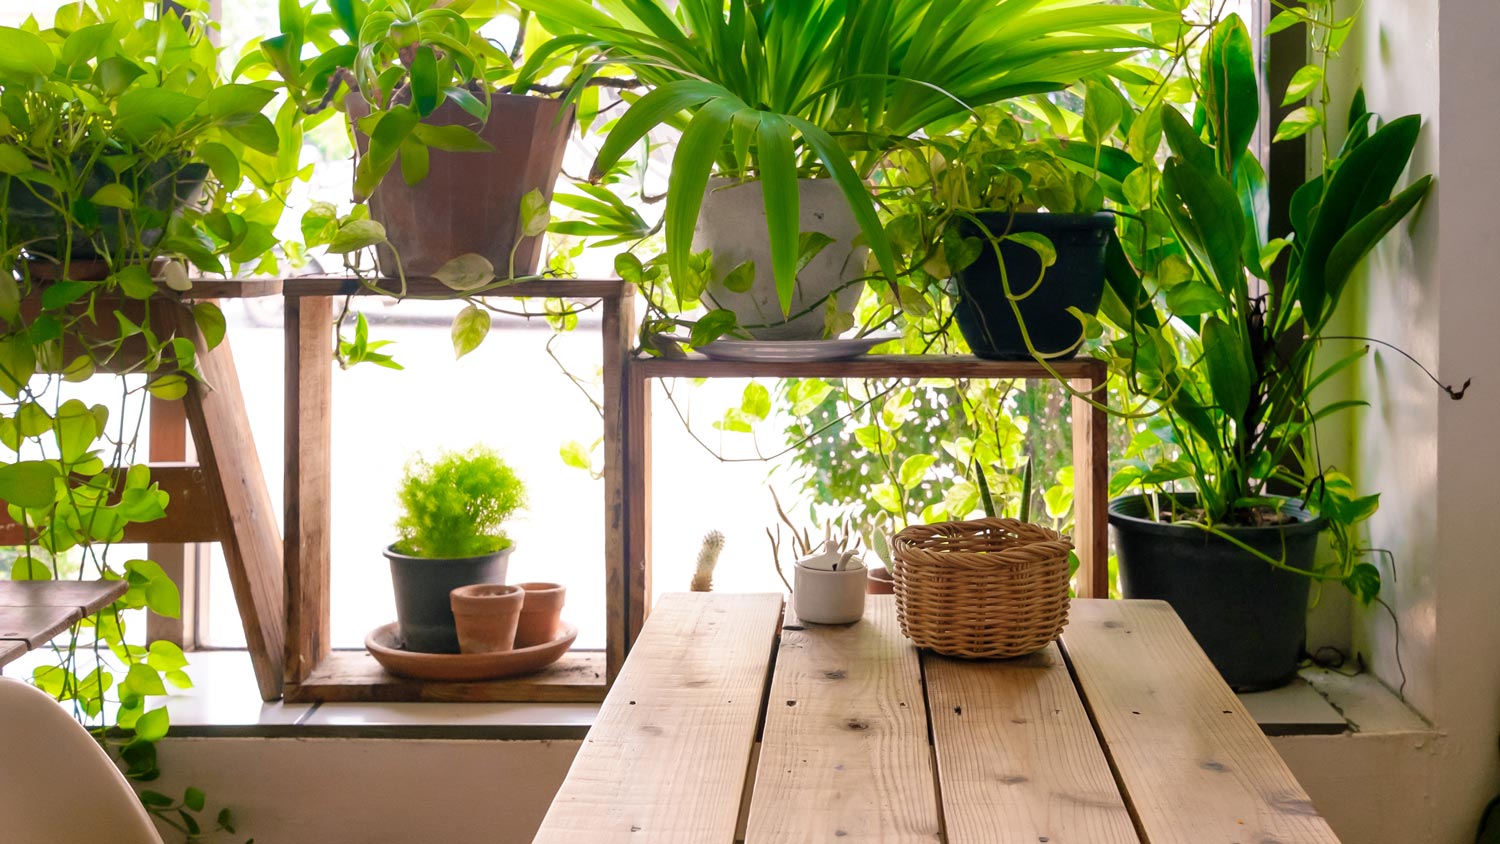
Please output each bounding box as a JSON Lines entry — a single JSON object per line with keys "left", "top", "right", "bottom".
{"left": 793, "top": 562, "right": 867, "bottom": 625}
{"left": 695, "top": 178, "right": 869, "bottom": 341}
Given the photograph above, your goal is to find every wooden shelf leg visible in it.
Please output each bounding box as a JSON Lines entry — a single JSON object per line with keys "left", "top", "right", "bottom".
{"left": 283, "top": 295, "right": 333, "bottom": 694}
{"left": 602, "top": 293, "right": 632, "bottom": 682}
{"left": 145, "top": 396, "right": 197, "bottom": 648}
{"left": 623, "top": 353, "right": 652, "bottom": 655}
{"left": 1070, "top": 371, "right": 1110, "bottom": 599}
{"left": 164, "top": 303, "right": 286, "bottom": 700}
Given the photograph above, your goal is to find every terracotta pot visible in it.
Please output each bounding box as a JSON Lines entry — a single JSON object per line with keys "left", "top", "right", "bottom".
{"left": 866, "top": 565, "right": 895, "bottom": 595}
{"left": 346, "top": 94, "right": 574, "bottom": 278}
{"left": 450, "top": 583, "right": 526, "bottom": 655}
{"left": 513, "top": 582, "right": 566, "bottom": 648}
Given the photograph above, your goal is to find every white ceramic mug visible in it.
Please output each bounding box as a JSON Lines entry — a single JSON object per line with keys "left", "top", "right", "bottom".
{"left": 793, "top": 562, "right": 867, "bottom": 624}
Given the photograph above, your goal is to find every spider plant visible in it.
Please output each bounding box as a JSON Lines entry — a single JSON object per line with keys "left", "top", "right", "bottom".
{"left": 517, "top": 0, "right": 1175, "bottom": 315}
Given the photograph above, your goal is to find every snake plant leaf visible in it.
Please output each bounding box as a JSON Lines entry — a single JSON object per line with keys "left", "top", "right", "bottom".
{"left": 1201, "top": 315, "right": 1252, "bottom": 422}
{"left": 1322, "top": 175, "right": 1433, "bottom": 307}
{"left": 666, "top": 97, "right": 742, "bottom": 299}
{"left": 1200, "top": 14, "right": 1257, "bottom": 174}
{"left": 1297, "top": 114, "right": 1422, "bottom": 325}
{"left": 756, "top": 112, "right": 800, "bottom": 314}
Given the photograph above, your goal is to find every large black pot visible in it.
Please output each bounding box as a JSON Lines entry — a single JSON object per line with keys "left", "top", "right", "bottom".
{"left": 1109, "top": 494, "right": 1323, "bottom": 691}
{"left": 4, "top": 158, "right": 208, "bottom": 263}
{"left": 385, "top": 544, "right": 513, "bottom": 653}
{"left": 952, "top": 211, "right": 1113, "bottom": 360}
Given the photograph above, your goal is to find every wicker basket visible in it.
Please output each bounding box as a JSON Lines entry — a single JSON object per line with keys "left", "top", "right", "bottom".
{"left": 891, "top": 518, "right": 1073, "bottom": 658}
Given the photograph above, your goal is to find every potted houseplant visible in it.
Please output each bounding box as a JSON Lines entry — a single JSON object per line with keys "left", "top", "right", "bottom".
{"left": 386, "top": 446, "right": 527, "bottom": 653}
{"left": 1100, "top": 15, "right": 1433, "bottom": 689}
{"left": 522, "top": 0, "right": 1175, "bottom": 341}
{"left": 258, "top": 0, "right": 589, "bottom": 279}
{"left": 0, "top": 3, "right": 289, "bottom": 835}
{"left": 882, "top": 109, "right": 1117, "bottom": 360}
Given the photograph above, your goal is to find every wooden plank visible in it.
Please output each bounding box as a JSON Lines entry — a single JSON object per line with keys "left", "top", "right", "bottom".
{"left": 634, "top": 354, "right": 1105, "bottom": 381}
{"left": 176, "top": 278, "right": 282, "bottom": 299}
{"left": 602, "top": 292, "right": 632, "bottom": 682}
{"left": 745, "top": 594, "right": 940, "bottom": 844}
{"left": 0, "top": 605, "right": 82, "bottom": 647}
{"left": 534, "top": 592, "right": 783, "bottom": 844}
{"left": 0, "top": 464, "right": 224, "bottom": 545}
{"left": 1061, "top": 600, "right": 1341, "bottom": 844}
{"left": 284, "top": 650, "right": 608, "bottom": 704}
{"left": 146, "top": 395, "right": 196, "bottom": 646}
{"left": 1070, "top": 374, "right": 1110, "bottom": 598}
{"left": 0, "top": 581, "right": 126, "bottom": 614}
{"left": 924, "top": 643, "right": 1138, "bottom": 844}
{"left": 284, "top": 294, "right": 333, "bottom": 691}
{"left": 623, "top": 360, "right": 653, "bottom": 648}
{"left": 164, "top": 305, "right": 285, "bottom": 701}
{"left": 281, "top": 275, "right": 628, "bottom": 300}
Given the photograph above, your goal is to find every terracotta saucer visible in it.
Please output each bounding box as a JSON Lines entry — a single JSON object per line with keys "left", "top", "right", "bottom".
{"left": 365, "top": 621, "right": 578, "bottom": 681}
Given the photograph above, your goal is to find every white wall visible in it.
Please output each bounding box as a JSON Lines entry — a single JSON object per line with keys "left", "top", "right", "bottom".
{"left": 148, "top": 738, "right": 580, "bottom": 844}
{"left": 1328, "top": 0, "right": 1500, "bottom": 838}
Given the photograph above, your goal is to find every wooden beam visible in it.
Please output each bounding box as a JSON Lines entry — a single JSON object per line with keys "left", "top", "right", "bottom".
{"left": 0, "top": 606, "right": 84, "bottom": 648}
{"left": 1070, "top": 373, "right": 1111, "bottom": 598}
{"left": 1061, "top": 600, "right": 1341, "bottom": 844}
{"left": 602, "top": 292, "right": 632, "bottom": 682}
{"left": 0, "top": 580, "right": 127, "bottom": 613}
{"left": 281, "top": 276, "right": 629, "bottom": 300}
{"left": 284, "top": 294, "right": 333, "bottom": 690}
{"left": 147, "top": 395, "right": 196, "bottom": 647}
{"left": 745, "top": 594, "right": 941, "bottom": 843}
{"left": 285, "top": 650, "right": 607, "bottom": 704}
{"left": 924, "top": 643, "right": 1137, "bottom": 843}
{"left": 533, "top": 593, "right": 782, "bottom": 843}
{"left": 162, "top": 305, "right": 285, "bottom": 701}
{"left": 0, "top": 463, "right": 224, "bottom": 545}
{"left": 634, "top": 354, "right": 1106, "bottom": 381}
{"left": 624, "top": 361, "right": 653, "bottom": 646}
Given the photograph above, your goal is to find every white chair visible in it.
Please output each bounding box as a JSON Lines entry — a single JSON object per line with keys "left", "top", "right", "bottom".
{"left": 0, "top": 677, "right": 165, "bottom": 844}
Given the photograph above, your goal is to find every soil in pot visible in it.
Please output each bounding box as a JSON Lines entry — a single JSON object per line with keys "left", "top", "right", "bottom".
{"left": 346, "top": 94, "right": 574, "bottom": 279}
{"left": 450, "top": 583, "right": 526, "bottom": 654}
{"left": 696, "top": 178, "right": 868, "bottom": 341}
{"left": 513, "top": 582, "right": 566, "bottom": 648}
{"left": 1109, "top": 494, "right": 1322, "bottom": 690}
{"left": 952, "top": 212, "right": 1113, "bottom": 360}
{"left": 385, "top": 544, "right": 513, "bottom": 654}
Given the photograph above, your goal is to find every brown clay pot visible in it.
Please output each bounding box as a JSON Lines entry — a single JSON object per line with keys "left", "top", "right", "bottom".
{"left": 513, "top": 582, "right": 566, "bottom": 648}
{"left": 345, "top": 93, "right": 574, "bottom": 278}
{"left": 450, "top": 583, "right": 526, "bottom": 654}
{"left": 867, "top": 566, "right": 895, "bottom": 595}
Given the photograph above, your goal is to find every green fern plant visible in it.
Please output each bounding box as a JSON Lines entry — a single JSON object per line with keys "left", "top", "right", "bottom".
{"left": 394, "top": 446, "right": 527, "bottom": 558}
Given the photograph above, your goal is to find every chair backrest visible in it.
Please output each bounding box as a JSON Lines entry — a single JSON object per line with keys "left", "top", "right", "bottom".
{"left": 0, "top": 677, "right": 165, "bottom": 844}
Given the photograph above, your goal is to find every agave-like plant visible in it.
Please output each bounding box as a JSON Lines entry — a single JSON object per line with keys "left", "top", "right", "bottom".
{"left": 518, "top": 0, "right": 1175, "bottom": 314}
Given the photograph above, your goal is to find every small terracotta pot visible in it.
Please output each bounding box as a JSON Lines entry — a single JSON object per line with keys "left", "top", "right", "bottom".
{"left": 450, "top": 583, "right": 526, "bottom": 655}
{"left": 866, "top": 566, "right": 895, "bottom": 595}
{"left": 513, "top": 582, "right": 566, "bottom": 648}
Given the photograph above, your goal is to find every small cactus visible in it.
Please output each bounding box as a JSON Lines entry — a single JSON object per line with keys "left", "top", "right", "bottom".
{"left": 690, "top": 530, "right": 725, "bottom": 592}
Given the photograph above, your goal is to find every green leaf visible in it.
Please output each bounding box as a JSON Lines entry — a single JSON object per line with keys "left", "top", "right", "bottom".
{"left": 91, "top": 184, "right": 134, "bottom": 209}
{"left": 722, "top": 260, "right": 756, "bottom": 293}
{"left": 560, "top": 441, "right": 593, "bottom": 471}
{"left": 0, "top": 460, "right": 59, "bottom": 508}
{"left": 433, "top": 253, "right": 495, "bottom": 292}
{"left": 224, "top": 113, "right": 281, "bottom": 155}
{"left": 412, "top": 123, "right": 496, "bottom": 153}
{"left": 1200, "top": 14, "right": 1258, "bottom": 169}
{"left": 757, "top": 112, "right": 799, "bottom": 314}
{"left": 95, "top": 56, "right": 144, "bottom": 96}
{"left": 10, "top": 556, "right": 53, "bottom": 580}
{"left": 61, "top": 22, "right": 114, "bottom": 67}
{"left": 740, "top": 382, "right": 771, "bottom": 421}
{"left": 193, "top": 303, "right": 226, "bottom": 351}
{"left": 0, "top": 27, "right": 55, "bottom": 79}
{"left": 135, "top": 706, "right": 170, "bottom": 742}
{"left": 147, "top": 641, "right": 189, "bottom": 671}
{"left": 1201, "top": 315, "right": 1251, "bottom": 421}
{"left": 327, "top": 219, "right": 387, "bottom": 254}
{"left": 519, "top": 188, "right": 550, "bottom": 238}
{"left": 112, "top": 265, "right": 157, "bottom": 300}
{"left": 0, "top": 336, "right": 36, "bottom": 398}
{"left": 899, "top": 454, "right": 937, "bottom": 490}
{"left": 1082, "top": 80, "right": 1123, "bottom": 146}
{"left": 1273, "top": 106, "right": 1323, "bottom": 142}
{"left": 196, "top": 142, "right": 240, "bottom": 189}
{"left": 689, "top": 309, "right": 738, "bottom": 348}
{"left": 1322, "top": 176, "right": 1433, "bottom": 310}
{"left": 450, "top": 305, "right": 491, "bottom": 359}
{"left": 147, "top": 375, "right": 188, "bottom": 401}
{"left": 1345, "top": 562, "right": 1380, "bottom": 604}
{"left": 0, "top": 145, "right": 31, "bottom": 175}
{"left": 123, "top": 662, "right": 167, "bottom": 698}
{"left": 1282, "top": 65, "right": 1324, "bottom": 106}
{"left": 1265, "top": 9, "right": 1306, "bottom": 35}
{"left": 665, "top": 97, "right": 741, "bottom": 300}
{"left": 409, "top": 45, "right": 440, "bottom": 117}
{"left": 1005, "top": 232, "right": 1057, "bottom": 269}
{"left": 204, "top": 84, "right": 277, "bottom": 119}
{"left": 53, "top": 399, "right": 99, "bottom": 463}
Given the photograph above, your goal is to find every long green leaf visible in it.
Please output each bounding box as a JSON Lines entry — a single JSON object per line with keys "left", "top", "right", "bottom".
{"left": 666, "top": 97, "right": 742, "bottom": 299}
{"left": 756, "top": 113, "right": 800, "bottom": 314}
{"left": 1321, "top": 175, "right": 1433, "bottom": 307}
{"left": 1201, "top": 15, "right": 1258, "bottom": 173}
{"left": 785, "top": 115, "right": 896, "bottom": 287}
{"left": 592, "top": 79, "right": 727, "bottom": 179}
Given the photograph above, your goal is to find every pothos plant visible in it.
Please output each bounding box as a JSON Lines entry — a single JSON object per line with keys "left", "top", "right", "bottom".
{"left": 246, "top": 0, "right": 605, "bottom": 367}
{"left": 0, "top": 1, "right": 283, "bottom": 839}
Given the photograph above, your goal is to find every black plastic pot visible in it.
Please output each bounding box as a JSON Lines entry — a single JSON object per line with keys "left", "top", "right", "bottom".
{"left": 1109, "top": 494, "right": 1323, "bottom": 691}
{"left": 952, "top": 211, "right": 1113, "bottom": 360}
{"left": 384, "top": 544, "right": 513, "bottom": 654}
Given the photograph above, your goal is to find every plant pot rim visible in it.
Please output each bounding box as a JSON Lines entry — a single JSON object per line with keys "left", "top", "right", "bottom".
{"left": 965, "top": 209, "right": 1117, "bottom": 227}
{"left": 513, "top": 581, "right": 564, "bottom": 593}
{"left": 1107, "top": 493, "right": 1324, "bottom": 538}
{"left": 384, "top": 542, "right": 515, "bottom": 565}
{"left": 794, "top": 561, "right": 867, "bottom": 574}
{"left": 450, "top": 583, "right": 523, "bottom": 600}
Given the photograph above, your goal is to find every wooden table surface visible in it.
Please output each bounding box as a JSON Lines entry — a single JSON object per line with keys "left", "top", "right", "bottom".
{"left": 533, "top": 593, "right": 1340, "bottom": 844}
{"left": 0, "top": 581, "right": 128, "bottom": 668}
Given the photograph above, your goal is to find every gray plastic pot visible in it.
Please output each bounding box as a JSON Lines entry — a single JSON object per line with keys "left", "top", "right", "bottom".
{"left": 1109, "top": 494, "right": 1322, "bottom": 690}
{"left": 385, "top": 543, "right": 514, "bottom": 654}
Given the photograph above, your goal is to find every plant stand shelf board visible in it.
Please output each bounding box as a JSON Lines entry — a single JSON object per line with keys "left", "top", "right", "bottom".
{"left": 0, "top": 283, "right": 286, "bottom": 700}
{"left": 622, "top": 354, "right": 1111, "bottom": 644}
{"left": 533, "top": 593, "right": 1341, "bottom": 844}
{"left": 281, "top": 277, "right": 633, "bottom": 704}
{"left": 0, "top": 580, "right": 127, "bottom": 667}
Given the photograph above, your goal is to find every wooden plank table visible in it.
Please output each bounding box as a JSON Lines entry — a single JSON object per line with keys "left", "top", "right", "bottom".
{"left": 533, "top": 594, "right": 1340, "bottom": 844}
{"left": 0, "top": 581, "right": 128, "bottom": 669}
